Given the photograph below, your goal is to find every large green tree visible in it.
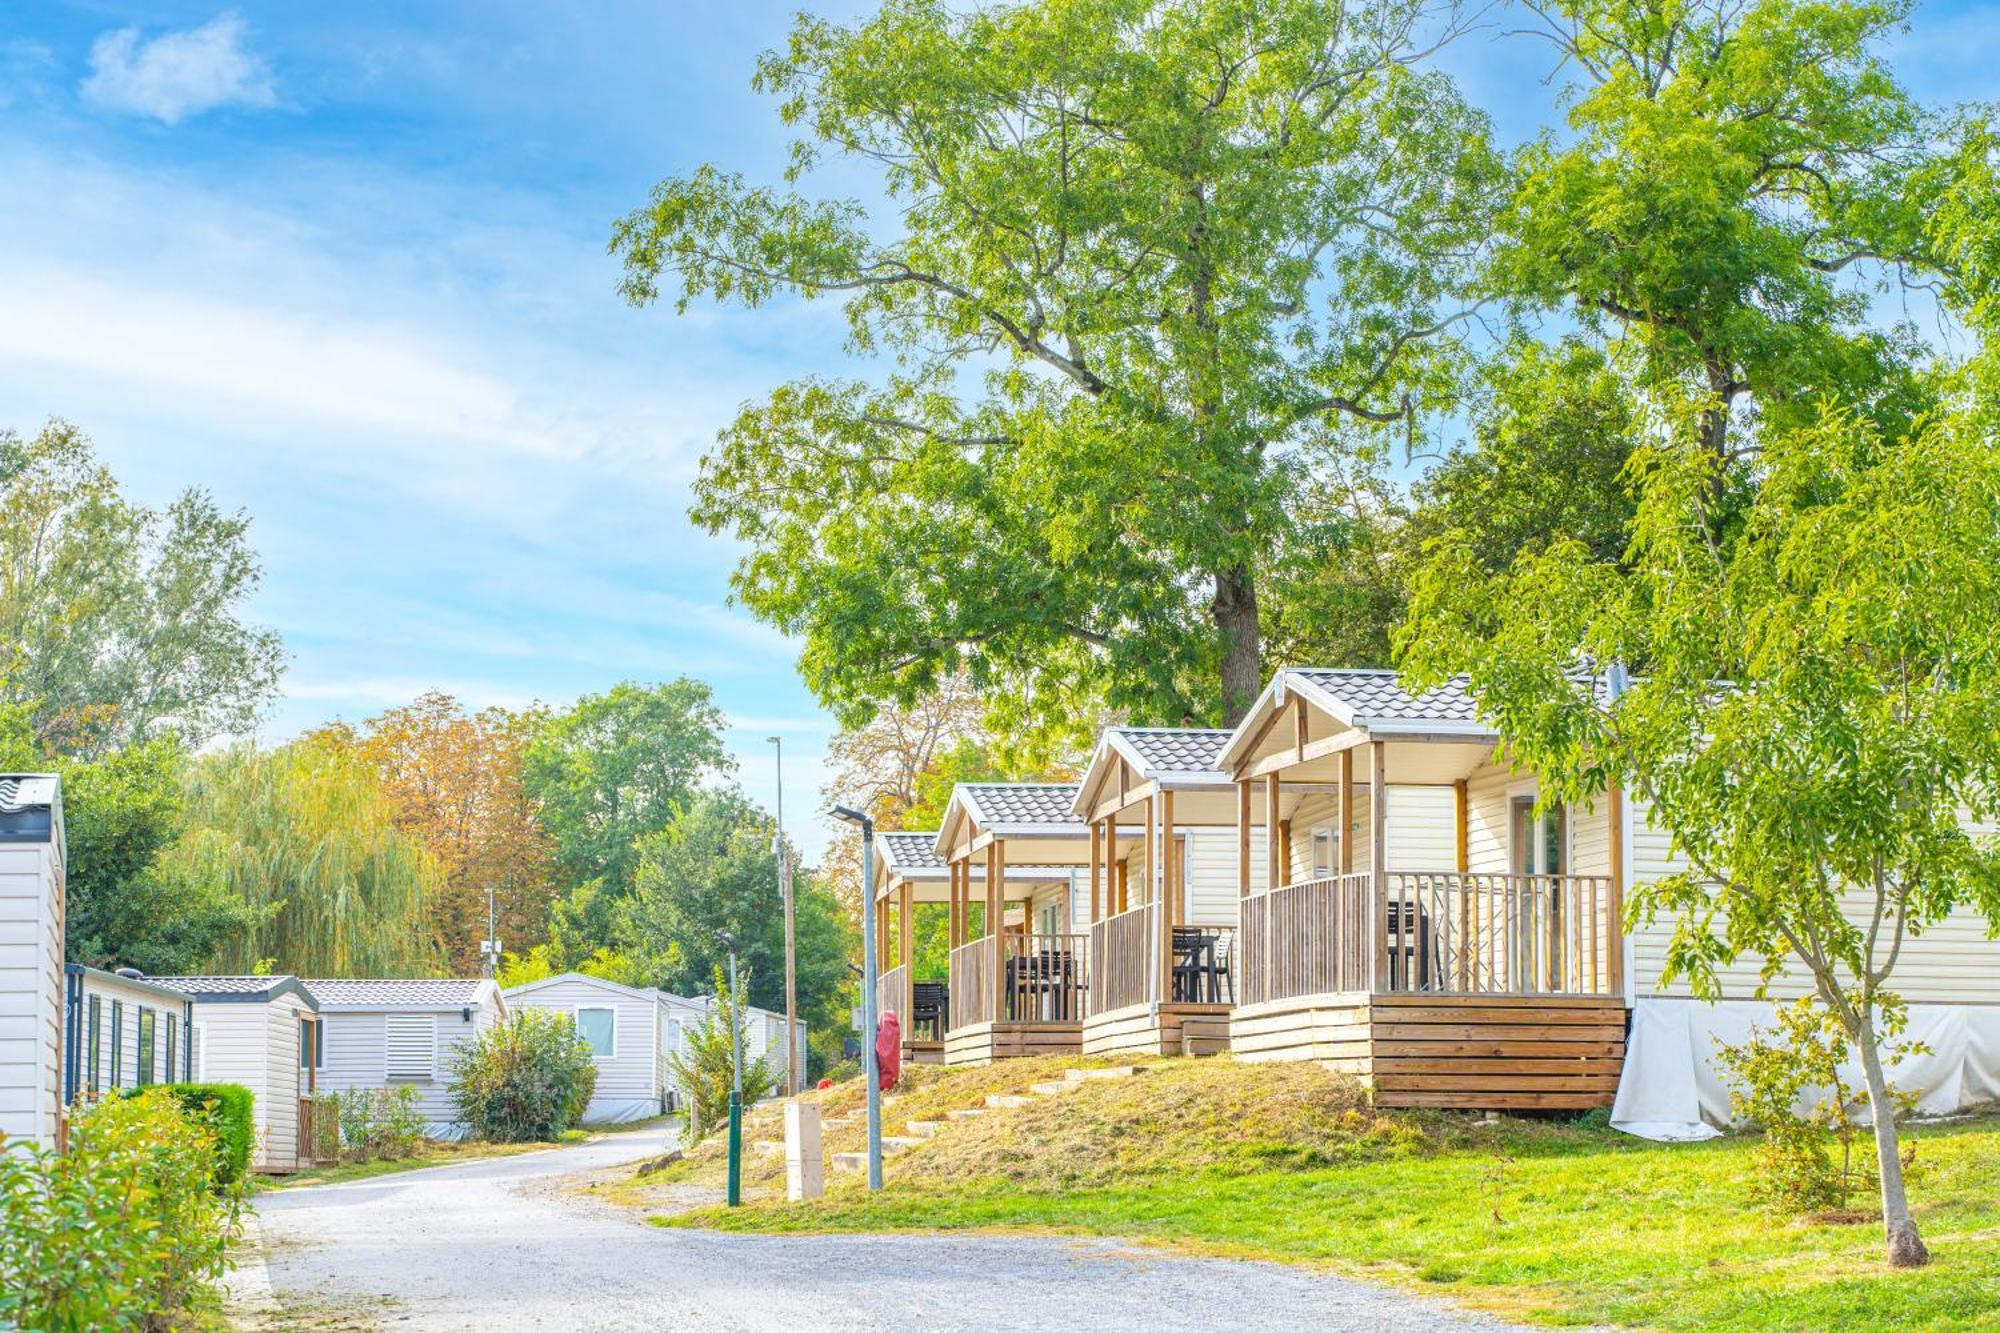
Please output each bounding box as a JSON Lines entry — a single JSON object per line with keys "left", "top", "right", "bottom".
{"left": 0, "top": 420, "right": 283, "bottom": 758}
{"left": 621, "top": 790, "right": 854, "bottom": 1074}
{"left": 614, "top": 0, "right": 1500, "bottom": 731}
{"left": 521, "top": 679, "right": 731, "bottom": 954}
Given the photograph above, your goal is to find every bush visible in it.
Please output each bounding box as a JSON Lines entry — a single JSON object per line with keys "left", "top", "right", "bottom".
{"left": 1717, "top": 996, "right": 1925, "bottom": 1213}
{"left": 126, "top": 1082, "right": 255, "bottom": 1187}
{"left": 1, "top": 1090, "right": 245, "bottom": 1330}
{"left": 449, "top": 1009, "right": 599, "bottom": 1142}
{"left": 334, "top": 1086, "right": 427, "bottom": 1163}
{"left": 667, "top": 965, "right": 774, "bottom": 1146}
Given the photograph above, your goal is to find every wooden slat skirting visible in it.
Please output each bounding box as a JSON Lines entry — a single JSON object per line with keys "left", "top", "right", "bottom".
{"left": 1081, "top": 1002, "right": 1233, "bottom": 1059}
{"left": 1227, "top": 991, "right": 1630, "bottom": 1110}
{"left": 942, "top": 1021, "right": 1082, "bottom": 1066}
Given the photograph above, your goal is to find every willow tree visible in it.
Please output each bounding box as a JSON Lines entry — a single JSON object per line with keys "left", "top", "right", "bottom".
{"left": 160, "top": 733, "right": 442, "bottom": 977}
{"left": 613, "top": 0, "right": 1499, "bottom": 729}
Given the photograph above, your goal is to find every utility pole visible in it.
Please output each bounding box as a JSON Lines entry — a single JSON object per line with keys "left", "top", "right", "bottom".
{"left": 769, "top": 736, "right": 800, "bottom": 1095}
{"left": 481, "top": 883, "right": 499, "bottom": 979}
{"left": 830, "top": 805, "right": 882, "bottom": 1190}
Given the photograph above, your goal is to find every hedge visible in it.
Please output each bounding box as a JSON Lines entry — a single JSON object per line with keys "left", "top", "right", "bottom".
{"left": 126, "top": 1083, "right": 255, "bottom": 1187}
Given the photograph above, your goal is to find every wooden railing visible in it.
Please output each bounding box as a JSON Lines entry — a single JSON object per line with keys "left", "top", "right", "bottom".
{"left": 1004, "top": 933, "right": 1088, "bottom": 1022}
{"left": 1240, "top": 871, "right": 1620, "bottom": 1004}
{"left": 1089, "top": 903, "right": 1157, "bottom": 1014}
{"left": 876, "top": 964, "right": 908, "bottom": 1025}
{"left": 1389, "top": 872, "right": 1618, "bottom": 996}
{"left": 949, "top": 938, "right": 995, "bottom": 1029}
{"left": 1240, "top": 873, "right": 1374, "bottom": 1005}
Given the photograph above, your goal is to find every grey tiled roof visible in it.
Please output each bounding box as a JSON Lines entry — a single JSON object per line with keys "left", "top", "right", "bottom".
{"left": 880, "top": 832, "right": 947, "bottom": 871}
{"left": 154, "top": 976, "right": 301, "bottom": 998}
{"left": 1289, "top": 669, "right": 1483, "bottom": 723}
{"left": 964, "top": 783, "right": 1082, "bottom": 827}
{"left": 0, "top": 775, "right": 59, "bottom": 811}
{"left": 304, "top": 979, "right": 490, "bottom": 1008}
{"left": 1112, "top": 728, "right": 1232, "bottom": 774}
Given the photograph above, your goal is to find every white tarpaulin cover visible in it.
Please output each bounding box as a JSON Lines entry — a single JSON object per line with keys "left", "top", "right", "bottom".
{"left": 1611, "top": 998, "right": 2000, "bottom": 1142}
{"left": 580, "top": 1097, "right": 667, "bottom": 1126}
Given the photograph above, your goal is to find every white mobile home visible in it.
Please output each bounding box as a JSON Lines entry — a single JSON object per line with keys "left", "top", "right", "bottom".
{"left": 743, "top": 1004, "right": 804, "bottom": 1090}
{"left": 503, "top": 973, "right": 672, "bottom": 1124}
{"left": 63, "top": 966, "right": 194, "bottom": 1104}
{"left": 0, "top": 775, "right": 64, "bottom": 1150}
{"left": 304, "top": 979, "right": 507, "bottom": 1138}
{"left": 156, "top": 975, "right": 321, "bottom": 1173}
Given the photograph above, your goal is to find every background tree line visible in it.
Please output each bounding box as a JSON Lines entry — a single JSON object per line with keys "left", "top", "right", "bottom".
{"left": 1, "top": 421, "right": 853, "bottom": 1072}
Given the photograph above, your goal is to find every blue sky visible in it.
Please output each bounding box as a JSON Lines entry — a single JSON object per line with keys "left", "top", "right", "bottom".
{"left": 0, "top": 1, "right": 1993, "bottom": 863}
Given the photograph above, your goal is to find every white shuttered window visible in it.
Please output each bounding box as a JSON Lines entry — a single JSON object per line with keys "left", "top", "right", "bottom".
{"left": 385, "top": 1014, "right": 438, "bottom": 1080}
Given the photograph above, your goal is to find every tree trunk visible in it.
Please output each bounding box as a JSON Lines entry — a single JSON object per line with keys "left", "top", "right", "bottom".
{"left": 1214, "top": 564, "right": 1261, "bottom": 725}
{"left": 1856, "top": 1008, "right": 1929, "bottom": 1268}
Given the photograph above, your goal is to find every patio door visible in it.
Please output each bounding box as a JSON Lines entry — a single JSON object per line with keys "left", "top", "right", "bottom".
{"left": 1508, "top": 797, "right": 1567, "bottom": 989}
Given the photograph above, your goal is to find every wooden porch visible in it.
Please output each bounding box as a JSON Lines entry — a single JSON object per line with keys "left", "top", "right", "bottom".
{"left": 1233, "top": 869, "right": 1627, "bottom": 1108}
{"left": 1083, "top": 902, "right": 1236, "bottom": 1058}
{"left": 942, "top": 931, "right": 1087, "bottom": 1065}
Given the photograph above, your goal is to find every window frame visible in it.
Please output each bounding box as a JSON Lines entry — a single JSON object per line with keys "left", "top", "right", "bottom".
{"left": 110, "top": 1000, "right": 125, "bottom": 1089}
{"left": 137, "top": 1007, "right": 156, "bottom": 1086}
{"left": 574, "top": 1005, "right": 617, "bottom": 1061}
{"left": 165, "top": 1017, "right": 178, "bottom": 1084}
{"left": 86, "top": 995, "right": 102, "bottom": 1096}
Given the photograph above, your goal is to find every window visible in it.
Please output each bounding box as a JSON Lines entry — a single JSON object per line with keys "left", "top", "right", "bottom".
{"left": 110, "top": 1001, "right": 125, "bottom": 1089}
{"left": 667, "top": 1018, "right": 682, "bottom": 1056}
{"left": 165, "top": 1019, "right": 178, "bottom": 1084}
{"left": 300, "top": 1017, "right": 324, "bottom": 1069}
{"left": 1509, "top": 796, "right": 1567, "bottom": 875}
{"left": 86, "top": 996, "right": 102, "bottom": 1096}
{"left": 575, "top": 1006, "right": 616, "bottom": 1060}
{"left": 1311, "top": 827, "right": 1338, "bottom": 879}
{"left": 385, "top": 1014, "right": 437, "bottom": 1080}
{"left": 137, "top": 1008, "right": 156, "bottom": 1086}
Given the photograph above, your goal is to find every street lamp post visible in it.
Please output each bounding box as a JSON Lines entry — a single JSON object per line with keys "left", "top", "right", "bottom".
{"left": 768, "top": 736, "right": 801, "bottom": 1096}
{"left": 717, "top": 931, "right": 744, "bottom": 1206}
{"left": 829, "top": 804, "right": 882, "bottom": 1191}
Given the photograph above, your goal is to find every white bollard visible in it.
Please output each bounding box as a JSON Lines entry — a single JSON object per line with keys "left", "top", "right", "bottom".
{"left": 785, "top": 1101, "right": 823, "bottom": 1202}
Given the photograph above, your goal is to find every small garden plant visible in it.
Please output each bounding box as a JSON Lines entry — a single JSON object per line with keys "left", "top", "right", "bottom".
{"left": 667, "top": 964, "right": 773, "bottom": 1145}
{"left": 333, "top": 1085, "right": 427, "bottom": 1163}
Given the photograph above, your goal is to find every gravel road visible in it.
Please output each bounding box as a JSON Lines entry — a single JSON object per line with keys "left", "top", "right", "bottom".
{"left": 248, "top": 1125, "right": 1522, "bottom": 1332}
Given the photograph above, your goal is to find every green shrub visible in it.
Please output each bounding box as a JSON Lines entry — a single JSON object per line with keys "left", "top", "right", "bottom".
{"left": 449, "top": 1009, "right": 599, "bottom": 1142}
{"left": 126, "top": 1082, "right": 255, "bottom": 1187}
{"left": 1717, "top": 996, "right": 1925, "bottom": 1213}
{"left": 667, "top": 966, "right": 774, "bottom": 1146}
{"left": 334, "top": 1086, "right": 427, "bottom": 1162}
{"left": 0, "top": 1090, "right": 245, "bottom": 1330}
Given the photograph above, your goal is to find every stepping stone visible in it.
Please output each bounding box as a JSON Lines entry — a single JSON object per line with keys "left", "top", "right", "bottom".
{"left": 753, "top": 1140, "right": 785, "bottom": 1157}
{"left": 905, "top": 1120, "right": 943, "bottom": 1138}
{"left": 1065, "top": 1065, "right": 1143, "bottom": 1083}
{"left": 822, "top": 1117, "right": 856, "bottom": 1129}
{"left": 881, "top": 1136, "right": 923, "bottom": 1151}
{"left": 985, "top": 1094, "right": 1036, "bottom": 1110}
{"left": 1029, "top": 1080, "right": 1081, "bottom": 1096}
{"left": 831, "top": 1152, "right": 866, "bottom": 1173}
{"left": 945, "top": 1109, "right": 988, "bottom": 1122}
{"left": 883, "top": 1095, "right": 903, "bottom": 1107}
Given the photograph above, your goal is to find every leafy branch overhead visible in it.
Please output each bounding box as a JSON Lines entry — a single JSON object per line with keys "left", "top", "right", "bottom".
{"left": 613, "top": 0, "right": 1504, "bottom": 728}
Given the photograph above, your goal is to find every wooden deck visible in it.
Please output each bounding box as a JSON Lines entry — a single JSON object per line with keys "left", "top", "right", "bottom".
{"left": 943, "top": 1021, "right": 1081, "bottom": 1065}
{"left": 1231, "top": 991, "right": 1627, "bottom": 1109}
{"left": 905, "top": 1038, "right": 946, "bottom": 1066}
{"left": 1081, "top": 1001, "right": 1231, "bottom": 1058}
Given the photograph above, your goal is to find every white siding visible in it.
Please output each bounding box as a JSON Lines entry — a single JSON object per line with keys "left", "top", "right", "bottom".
{"left": 0, "top": 843, "right": 63, "bottom": 1150}
{"left": 74, "top": 972, "right": 189, "bottom": 1097}
{"left": 1625, "top": 801, "right": 2000, "bottom": 1004}
{"left": 263, "top": 994, "right": 309, "bottom": 1170}
{"left": 1286, "top": 786, "right": 1455, "bottom": 882}
{"left": 314, "top": 994, "right": 502, "bottom": 1137}
{"left": 505, "top": 976, "right": 661, "bottom": 1122}
{"left": 187, "top": 1001, "right": 276, "bottom": 1168}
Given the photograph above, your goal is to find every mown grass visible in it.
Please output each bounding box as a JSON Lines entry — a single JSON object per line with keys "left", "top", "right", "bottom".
{"left": 627, "top": 1057, "right": 2000, "bottom": 1331}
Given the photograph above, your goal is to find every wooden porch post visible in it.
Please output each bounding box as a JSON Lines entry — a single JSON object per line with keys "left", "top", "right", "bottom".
{"left": 1340, "top": 749, "right": 1354, "bottom": 875}
{"left": 1236, "top": 779, "right": 1251, "bottom": 900}
{"left": 1370, "top": 740, "right": 1388, "bottom": 991}
{"left": 988, "top": 838, "right": 1007, "bottom": 1022}
{"left": 1264, "top": 773, "right": 1282, "bottom": 888}
{"left": 1089, "top": 819, "right": 1102, "bottom": 924}
{"left": 899, "top": 882, "right": 914, "bottom": 1020}
{"left": 1107, "top": 810, "right": 1121, "bottom": 914}
{"left": 1607, "top": 783, "right": 1627, "bottom": 999}
{"left": 1158, "top": 791, "right": 1176, "bottom": 1002}
{"left": 1455, "top": 779, "right": 1472, "bottom": 991}
{"left": 1143, "top": 795, "right": 1157, "bottom": 906}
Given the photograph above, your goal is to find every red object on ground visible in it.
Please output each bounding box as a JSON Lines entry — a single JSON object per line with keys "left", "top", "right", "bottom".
{"left": 875, "top": 1010, "right": 902, "bottom": 1090}
{"left": 817, "top": 1078, "right": 832, "bottom": 1090}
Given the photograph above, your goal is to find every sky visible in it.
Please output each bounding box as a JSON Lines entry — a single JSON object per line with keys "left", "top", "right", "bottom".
{"left": 0, "top": 1, "right": 1993, "bottom": 865}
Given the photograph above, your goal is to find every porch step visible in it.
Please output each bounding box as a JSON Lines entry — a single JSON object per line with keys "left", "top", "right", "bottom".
{"left": 1065, "top": 1065, "right": 1144, "bottom": 1084}
{"left": 753, "top": 1140, "right": 785, "bottom": 1157}
{"left": 945, "top": 1108, "right": 989, "bottom": 1122}
{"left": 985, "top": 1094, "right": 1036, "bottom": 1109}
{"left": 1029, "top": 1080, "right": 1082, "bottom": 1096}
{"left": 883, "top": 1095, "right": 903, "bottom": 1107}
{"left": 830, "top": 1138, "right": 918, "bottom": 1173}
{"left": 1181, "top": 1036, "right": 1230, "bottom": 1058}
{"left": 905, "top": 1120, "right": 943, "bottom": 1138}
{"left": 882, "top": 1135, "right": 924, "bottom": 1150}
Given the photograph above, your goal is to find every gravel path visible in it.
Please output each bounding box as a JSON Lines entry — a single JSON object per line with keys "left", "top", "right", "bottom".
{"left": 249, "top": 1126, "right": 1523, "bottom": 1332}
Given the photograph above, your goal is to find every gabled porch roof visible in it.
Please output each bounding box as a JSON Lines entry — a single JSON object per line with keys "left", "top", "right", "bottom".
{"left": 873, "top": 830, "right": 1080, "bottom": 904}
{"left": 1069, "top": 727, "right": 1257, "bottom": 825}
{"left": 933, "top": 782, "right": 1097, "bottom": 864}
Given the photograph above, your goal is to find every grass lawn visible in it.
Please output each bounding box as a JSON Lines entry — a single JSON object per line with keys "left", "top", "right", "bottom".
{"left": 626, "top": 1057, "right": 2000, "bottom": 1331}
{"left": 260, "top": 1138, "right": 551, "bottom": 1190}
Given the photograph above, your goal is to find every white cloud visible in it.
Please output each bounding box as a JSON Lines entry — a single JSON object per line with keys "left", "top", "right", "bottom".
{"left": 82, "top": 13, "right": 276, "bottom": 125}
